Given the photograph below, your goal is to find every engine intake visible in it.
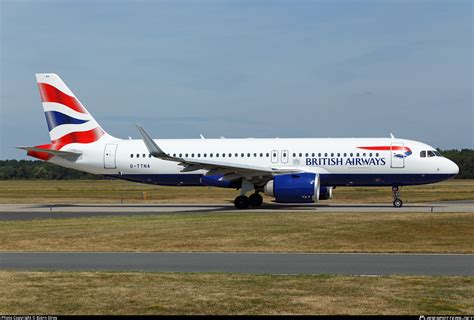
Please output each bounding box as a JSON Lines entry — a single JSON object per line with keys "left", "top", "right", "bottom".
{"left": 264, "top": 173, "right": 320, "bottom": 203}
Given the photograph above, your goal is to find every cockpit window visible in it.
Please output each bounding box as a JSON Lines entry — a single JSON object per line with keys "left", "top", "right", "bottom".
{"left": 433, "top": 151, "right": 442, "bottom": 157}
{"left": 420, "top": 151, "right": 426, "bottom": 158}
{"left": 427, "top": 150, "right": 436, "bottom": 157}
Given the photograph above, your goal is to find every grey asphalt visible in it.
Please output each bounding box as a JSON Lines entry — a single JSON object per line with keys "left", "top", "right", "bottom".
{"left": 0, "top": 200, "right": 472, "bottom": 221}
{"left": 1, "top": 252, "right": 472, "bottom": 275}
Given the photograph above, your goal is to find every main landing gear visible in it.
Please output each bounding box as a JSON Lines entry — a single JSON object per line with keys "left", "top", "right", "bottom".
{"left": 233, "top": 179, "right": 263, "bottom": 209}
{"left": 392, "top": 186, "right": 403, "bottom": 208}
{"left": 234, "top": 193, "right": 263, "bottom": 209}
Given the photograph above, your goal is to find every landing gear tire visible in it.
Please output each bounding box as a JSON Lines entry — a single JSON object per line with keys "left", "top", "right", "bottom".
{"left": 393, "top": 198, "right": 403, "bottom": 208}
{"left": 391, "top": 186, "right": 403, "bottom": 208}
{"left": 234, "top": 195, "right": 250, "bottom": 209}
{"left": 249, "top": 193, "right": 263, "bottom": 207}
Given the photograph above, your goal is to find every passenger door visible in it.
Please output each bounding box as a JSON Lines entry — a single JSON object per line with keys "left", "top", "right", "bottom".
{"left": 390, "top": 142, "right": 405, "bottom": 168}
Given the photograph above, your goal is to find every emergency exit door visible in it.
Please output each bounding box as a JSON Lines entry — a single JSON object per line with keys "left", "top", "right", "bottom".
{"left": 104, "top": 144, "right": 118, "bottom": 169}
{"left": 271, "top": 150, "right": 279, "bottom": 163}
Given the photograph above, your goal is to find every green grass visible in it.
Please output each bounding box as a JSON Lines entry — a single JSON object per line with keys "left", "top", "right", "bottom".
{"left": 1, "top": 211, "right": 472, "bottom": 253}
{"left": 1, "top": 271, "right": 472, "bottom": 315}
{"left": 0, "top": 179, "right": 473, "bottom": 204}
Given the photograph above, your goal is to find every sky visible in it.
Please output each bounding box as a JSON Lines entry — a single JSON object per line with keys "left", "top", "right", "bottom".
{"left": 0, "top": 0, "right": 472, "bottom": 159}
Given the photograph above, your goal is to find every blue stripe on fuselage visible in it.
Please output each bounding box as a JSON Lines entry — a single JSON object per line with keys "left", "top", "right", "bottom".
{"left": 107, "top": 173, "right": 457, "bottom": 187}
{"left": 44, "top": 111, "right": 89, "bottom": 131}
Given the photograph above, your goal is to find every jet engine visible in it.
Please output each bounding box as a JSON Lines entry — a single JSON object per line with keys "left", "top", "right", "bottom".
{"left": 264, "top": 173, "right": 320, "bottom": 203}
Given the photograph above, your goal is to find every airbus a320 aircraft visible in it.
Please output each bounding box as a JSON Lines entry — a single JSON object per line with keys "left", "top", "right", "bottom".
{"left": 19, "top": 74, "right": 459, "bottom": 209}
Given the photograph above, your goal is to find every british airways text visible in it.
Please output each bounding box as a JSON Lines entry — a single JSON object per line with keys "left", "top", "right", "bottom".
{"left": 306, "top": 157, "right": 387, "bottom": 166}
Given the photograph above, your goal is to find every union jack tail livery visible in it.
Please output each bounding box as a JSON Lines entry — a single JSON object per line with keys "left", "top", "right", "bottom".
{"left": 37, "top": 73, "right": 110, "bottom": 143}
{"left": 18, "top": 74, "right": 114, "bottom": 160}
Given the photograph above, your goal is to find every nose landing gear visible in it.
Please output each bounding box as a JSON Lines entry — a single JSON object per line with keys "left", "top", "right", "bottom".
{"left": 392, "top": 186, "right": 403, "bottom": 208}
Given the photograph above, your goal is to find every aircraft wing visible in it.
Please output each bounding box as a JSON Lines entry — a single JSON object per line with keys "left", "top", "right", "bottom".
{"left": 136, "top": 125, "right": 302, "bottom": 184}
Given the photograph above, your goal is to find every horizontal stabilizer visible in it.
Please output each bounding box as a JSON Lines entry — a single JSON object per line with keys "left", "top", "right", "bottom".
{"left": 17, "top": 146, "right": 82, "bottom": 160}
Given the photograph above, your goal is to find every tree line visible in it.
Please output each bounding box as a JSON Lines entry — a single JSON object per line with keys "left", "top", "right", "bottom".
{"left": 0, "top": 149, "right": 473, "bottom": 180}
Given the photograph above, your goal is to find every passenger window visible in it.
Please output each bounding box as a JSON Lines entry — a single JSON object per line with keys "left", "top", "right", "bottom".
{"left": 222, "top": 153, "right": 225, "bottom": 158}
{"left": 318, "top": 153, "right": 321, "bottom": 157}
{"left": 136, "top": 154, "right": 140, "bottom": 158}
{"left": 343, "top": 153, "right": 347, "bottom": 157}
{"left": 293, "top": 153, "right": 296, "bottom": 157}
{"left": 324, "top": 153, "right": 328, "bottom": 157}
{"left": 241, "top": 153, "right": 244, "bottom": 157}
{"left": 363, "top": 153, "right": 366, "bottom": 157}
{"left": 210, "top": 153, "right": 213, "bottom": 158}
{"left": 235, "top": 153, "right": 238, "bottom": 157}
{"left": 305, "top": 153, "right": 309, "bottom": 157}
{"left": 247, "top": 153, "right": 251, "bottom": 157}
{"left": 427, "top": 150, "right": 436, "bottom": 157}
{"left": 216, "top": 153, "right": 219, "bottom": 157}
{"left": 149, "top": 154, "right": 152, "bottom": 158}
{"left": 299, "top": 153, "right": 302, "bottom": 157}
{"left": 369, "top": 153, "right": 372, "bottom": 157}
{"left": 312, "top": 153, "right": 315, "bottom": 157}
{"left": 179, "top": 153, "right": 182, "bottom": 157}
{"left": 192, "top": 153, "right": 195, "bottom": 157}
{"left": 130, "top": 154, "right": 133, "bottom": 158}
{"left": 331, "top": 153, "right": 334, "bottom": 157}
{"left": 204, "top": 154, "right": 207, "bottom": 157}
{"left": 420, "top": 151, "right": 426, "bottom": 158}
{"left": 266, "top": 153, "right": 269, "bottom": 157}
{"left": 254, "top": 153, "right": 257, "bottom": 157}
{"left": 376, "top": 153, "right": 379, "bottom": 157}
{"left": 356, "top": 153, "right": 360, "bottom": 157}
{"left": 337, "top": 153, "right": 340, "bottom": 157}
{"left": 198, "top": 153, "right": 201, "bottom": 157}
{"left": 185, "top": 154, "right": 188, "bottom": 157}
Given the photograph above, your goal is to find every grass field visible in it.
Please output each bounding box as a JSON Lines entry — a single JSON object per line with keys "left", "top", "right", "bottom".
{"left": 0, "top": 179, "right": 473, "bottom": 204}
{"left": 1, "top": 180, "right": 472, "bottom": 315}
{"left": 1, "top": 271, "right": 472, "bottom": 315}
{"left": 1, "top": 211, "right": 472, "bottom": 253}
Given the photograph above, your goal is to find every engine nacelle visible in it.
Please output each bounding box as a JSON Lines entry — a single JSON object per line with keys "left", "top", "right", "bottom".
{"left": 200, "top": 174, "right": 241, "bottom": 188}
{"left": 264, "top": 173, "right": 320, "bottom": 203}
{"left": 319, "top": 186, "right": 333, "bottom": 200}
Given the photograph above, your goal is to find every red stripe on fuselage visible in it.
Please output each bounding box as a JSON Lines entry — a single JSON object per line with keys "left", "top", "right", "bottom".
{"left": 358, "top": 146, "right": 409, "bottom": 151}
{"left": 38, "top": 83, "right": 87, "bottom": 114}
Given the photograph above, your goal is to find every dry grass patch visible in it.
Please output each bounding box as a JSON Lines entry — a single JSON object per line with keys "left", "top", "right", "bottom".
{"left": 1, "top": 212, "right": 472, "bottom": 253}
{"left": 0, "top": 179, "right": 473, "bottom": 204}
{"left": 0, "top": 271, "right": 472, "bottom": 314}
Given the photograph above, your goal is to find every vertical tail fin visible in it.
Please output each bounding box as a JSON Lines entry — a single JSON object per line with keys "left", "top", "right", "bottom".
{"left": 36, "top": 73, "right": 113, "bottom": 145}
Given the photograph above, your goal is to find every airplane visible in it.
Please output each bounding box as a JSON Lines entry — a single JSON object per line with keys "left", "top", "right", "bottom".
{"left": 18, "top": 74, "right": 459, "bottom": 209}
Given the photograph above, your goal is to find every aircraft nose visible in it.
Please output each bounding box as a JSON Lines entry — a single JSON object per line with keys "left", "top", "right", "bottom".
{"left": 447, "top": 159, "right": 459, "bottom": 175}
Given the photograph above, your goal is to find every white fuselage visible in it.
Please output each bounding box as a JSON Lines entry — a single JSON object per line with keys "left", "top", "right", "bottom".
{"left": 49, "top": 137, "right": 459, "bottom": 187}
